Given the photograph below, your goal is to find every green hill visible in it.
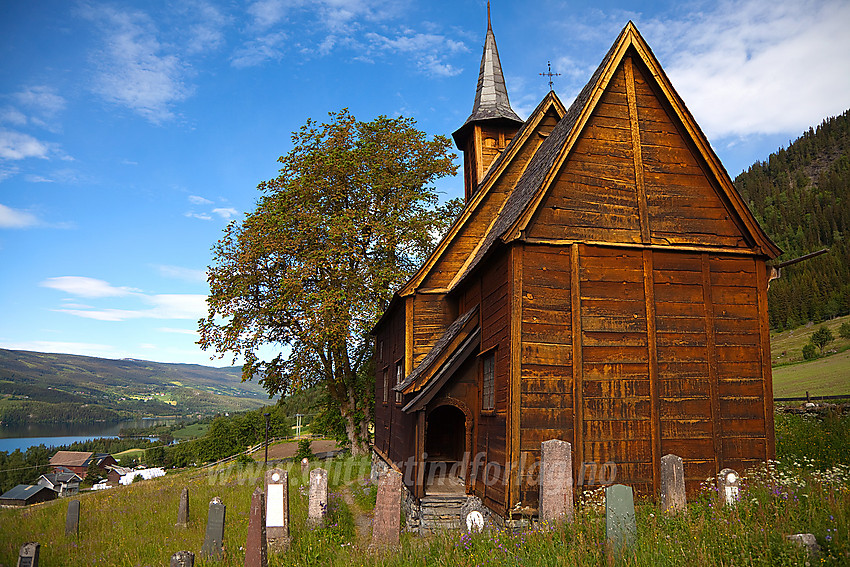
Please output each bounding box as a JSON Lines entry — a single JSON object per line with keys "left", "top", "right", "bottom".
{"left": 0, "top": 348, "right": 273, "bottom": 423}
{"left": 734, "top": 108, "right": 850, "bottom": 329}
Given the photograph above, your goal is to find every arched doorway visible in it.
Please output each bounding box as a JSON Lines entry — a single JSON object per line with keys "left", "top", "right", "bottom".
{"left": 424, "top": 404, "right": 467, "bottom": 495}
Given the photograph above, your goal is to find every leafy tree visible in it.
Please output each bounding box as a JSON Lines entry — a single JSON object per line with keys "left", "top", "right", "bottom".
{"left": 199, "top": 109, "right": 459, "bottom": 456}
{"left": 811, "top": 326, "right": 835, "bottom": 354}
{"left": 839, "top": 321, "right": 850, "bottom": 339}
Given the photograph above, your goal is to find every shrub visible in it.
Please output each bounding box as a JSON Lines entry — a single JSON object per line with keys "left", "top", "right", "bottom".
{"left": 295, "top": 438, "right": 314, "bottom": 461}
{"left": 802, "top": 343, "right": 817, "bottom": 360}
{"left": 839, "top": 321, "right": 850, "bottom": 339}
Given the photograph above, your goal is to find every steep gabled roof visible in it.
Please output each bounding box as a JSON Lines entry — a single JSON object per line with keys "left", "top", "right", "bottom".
{"left": 0, "top": 484, "right": 56, "bottom": 501}
{"left": 452, "top": 22, "right": 780, "bottom": 287}
{"left": 394, "top": 91, "right": 565, "bottom": 300}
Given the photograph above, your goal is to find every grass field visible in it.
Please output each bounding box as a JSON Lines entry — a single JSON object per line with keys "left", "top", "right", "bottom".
{"left": 172, "top": 422, "right": 210, "bottom": 440}
{"left": 1, "top": 417, "right": 849, "bottom": 567}
{"left": 770, "top": 314, "right": 850, "bottom": 397}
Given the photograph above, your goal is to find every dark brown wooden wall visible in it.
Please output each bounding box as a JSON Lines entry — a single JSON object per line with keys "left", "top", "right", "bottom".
{"left": 516, "top": 243, "right": 771, "bottom": 507}
{"left": 373, "top": 300, "right": 417, "bottom": 488}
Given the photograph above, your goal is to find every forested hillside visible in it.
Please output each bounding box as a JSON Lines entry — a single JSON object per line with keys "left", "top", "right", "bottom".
{"left": 734, "top": 109, "right": 850, "bottom": 329}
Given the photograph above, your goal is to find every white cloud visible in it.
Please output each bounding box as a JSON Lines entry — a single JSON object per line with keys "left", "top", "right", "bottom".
{"left": 82, "top": 5, "right": 192, "bottom": 123}
{"left": 230, "top": 31, "right": 288, "bottom": 68}
{"left": 0, "top": 107, "right": 27, "bottom": 126}
{"left": 642, "top": 0, "right": 850, "bottom": 139}
{"left": 212, "top": 207, "right": 238, "bottom": 220}
{"left": 189, "top": 195, "right": 214, "bottom": 205}
{"left": 156, "top": 264, "right": 207, "bottom": 282}
{"left": 158, "top": 327, "right": 199, "bottom": 336}
{"left": 54, "top": 294, "right": 207, "bottom": 321}
{"left": 0, "top": 129, "right": 50, "bottom": 160}
{"left": 14, "top": 86, "right": 66, "bottom": 118}
{"left": 185, "top": 211, "right": 213, "bottom": 221}
{"left": 0, "top": 204, "right": 40, "bottom": 228}
{"left": 40, "top": 276, "right": 140, "bottom": 298}
{"left": 364, "top": 31, "right": 467, "bottom": 77}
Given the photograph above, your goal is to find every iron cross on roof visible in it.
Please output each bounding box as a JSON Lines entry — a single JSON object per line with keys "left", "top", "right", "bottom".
{"left": 540, "top": 61, "right": 561, "bottom": 91}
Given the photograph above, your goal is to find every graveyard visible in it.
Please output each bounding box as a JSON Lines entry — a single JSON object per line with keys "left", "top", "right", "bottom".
{"left": 0, "top": 422, "right": 847, "bottom": 566}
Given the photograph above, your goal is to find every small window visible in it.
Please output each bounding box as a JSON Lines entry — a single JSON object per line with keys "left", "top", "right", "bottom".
{"left": 395, "top": 361, "right": 404, "bottom": 405}
{"left": 382, "top": 368, "right": 389, "bottom": 405}
{"left": 379, "top": 340, "right": 384, "bottom": 362}
{"left": 482, "top": 351, "right": 495, "bottom": 412}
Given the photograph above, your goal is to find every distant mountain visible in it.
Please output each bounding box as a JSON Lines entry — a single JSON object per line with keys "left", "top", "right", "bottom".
{"left": 0, "top": 349, "right": 273, "bottom": 424}
{"left": 734, "top": 109, "right": 850, "bottom": 329}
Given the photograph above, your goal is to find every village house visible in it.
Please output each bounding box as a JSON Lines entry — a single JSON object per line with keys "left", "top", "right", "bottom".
{"left": 36, "top": 471, "right": 82, "bottom": 497}
{"left": 0, "top": 483, "right": 57, "bottom": 507}
{"left": 49, "top": 450, "right": 118, "bottom": 478}
{"left": 372, "top": 14, "right": 780, "bottom": 523}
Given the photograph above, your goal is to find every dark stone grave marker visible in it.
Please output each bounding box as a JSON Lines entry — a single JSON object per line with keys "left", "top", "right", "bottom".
{"left": 65, "top": 499, "right": 80, "bottom": 537}
{"left": 177, "top": 487, "right": 190, "bottom": 527}
{"left": 200, "top": 497, "right": 226, "bottom": 560}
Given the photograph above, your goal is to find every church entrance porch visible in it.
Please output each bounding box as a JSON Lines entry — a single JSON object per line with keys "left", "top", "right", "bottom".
{"left": 424, "top": 404, "right": 467, "bottom": 495}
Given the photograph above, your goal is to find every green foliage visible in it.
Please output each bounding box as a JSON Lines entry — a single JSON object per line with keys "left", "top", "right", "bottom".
{"left": 199, "top": 109, "right": 458, "bottom": 455}
{"left": 811, "top": 325, "right": 835, "bottom": 354}
{"left": 295, "top": 438, "right": 314, "bottom": 461}
{"left": 735, "top": 109, "right": 850, "bottom": 329}
{"left": 84, "top": 458, "right": 101, "bottom": 485}
{"left": 839, "top": 321, "right": 850, "bottom": 339}
{"left": 802, "top": 342, "right": 817, "bottom": 360}
{"left": 0, "top": 445, "right": 51, "bottom": 494}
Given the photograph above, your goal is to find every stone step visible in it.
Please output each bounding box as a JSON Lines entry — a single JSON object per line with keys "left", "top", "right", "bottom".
{"left": 419, "top": 495, "right": 467, "bottom": 533}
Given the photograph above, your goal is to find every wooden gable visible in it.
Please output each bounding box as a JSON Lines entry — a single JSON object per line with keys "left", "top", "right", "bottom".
{"left": 495, "top": 22, "right": 779, "bottom": 259}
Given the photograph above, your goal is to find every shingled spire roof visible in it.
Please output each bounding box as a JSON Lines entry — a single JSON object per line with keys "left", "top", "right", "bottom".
{"left": 456, "top": 4, "right": 522, "bottom": 135}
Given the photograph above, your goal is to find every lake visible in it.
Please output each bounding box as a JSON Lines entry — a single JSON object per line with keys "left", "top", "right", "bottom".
{"left": 0, "top": 417, "right": 186, "bottom": 454}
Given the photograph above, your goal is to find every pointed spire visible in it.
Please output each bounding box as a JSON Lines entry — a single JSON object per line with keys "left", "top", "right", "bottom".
{"left": 462, "top": 3, "right": 522, "bottom": 126}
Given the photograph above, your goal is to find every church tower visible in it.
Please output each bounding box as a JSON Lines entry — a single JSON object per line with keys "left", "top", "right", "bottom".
{"left": 452, "top": 4, "right": 524, "bottom": 202}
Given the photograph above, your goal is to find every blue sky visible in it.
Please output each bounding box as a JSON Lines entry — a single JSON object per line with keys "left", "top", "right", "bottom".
{"left": 1, "top": 0, "right": 848, "bottom": 367}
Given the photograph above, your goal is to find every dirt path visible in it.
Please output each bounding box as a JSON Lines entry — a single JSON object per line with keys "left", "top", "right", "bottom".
{"left": 340, "top": 481, "right": 373, "bottom": 546}
{"left": 249, "top": 439, "right": 340, "bottom": 461}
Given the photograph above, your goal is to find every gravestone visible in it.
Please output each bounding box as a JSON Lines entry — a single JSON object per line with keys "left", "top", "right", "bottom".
{"left": 17, "top": 542, "right": 39, "bottom": 567}
{"left": 200, "top": 497, "right": 226, "bottom": 560}
{"left": 265, "top": 468, "right": 290, "bottom": 550}
{"left": 65, "top": 499, "right": 80, "bottom": 537}
{"left": 605, "top": 484, "right": 636, "bottom": 554}
{"left": 717, "top": 468, "right": 740, "bottom": 506}
{"left": 245, "top": 488, "right": 267, "bottom": 567}
{"left": 460, "top": 496, "right": 489, "bottom": 534}
{"left": 308, "top": 468, "right": 328, "bottom": 525}
{"left": 177, "top": 487, "right": 190, "bottom": 527}
{"left": 371, "top": 470, "right": 402, "bottom": 547}
{"left": 170, "top": 551, "right": 194, "bottom": 567}
{"left": 539, "top": 439, "right": 574, "bottom": 523}
{"left": 301, "top": 458, "right": 309, "bottom": 477}
{"left": 660, "top": 454, "right": 686, "bottom": 513}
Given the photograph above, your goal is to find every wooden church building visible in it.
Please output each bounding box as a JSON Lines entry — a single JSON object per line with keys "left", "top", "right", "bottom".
{"left": 372, "top": 15, "right": 780, "bottom": 520}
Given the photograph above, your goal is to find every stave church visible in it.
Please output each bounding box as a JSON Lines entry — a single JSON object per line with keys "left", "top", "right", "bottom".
{"left": 372, "top": 10, "right": 780, "bottom": 523}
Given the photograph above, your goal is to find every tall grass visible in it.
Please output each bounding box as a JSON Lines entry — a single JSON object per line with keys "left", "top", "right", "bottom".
{"left": 1, "top": 427, "right": 848, "bottom": 566}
